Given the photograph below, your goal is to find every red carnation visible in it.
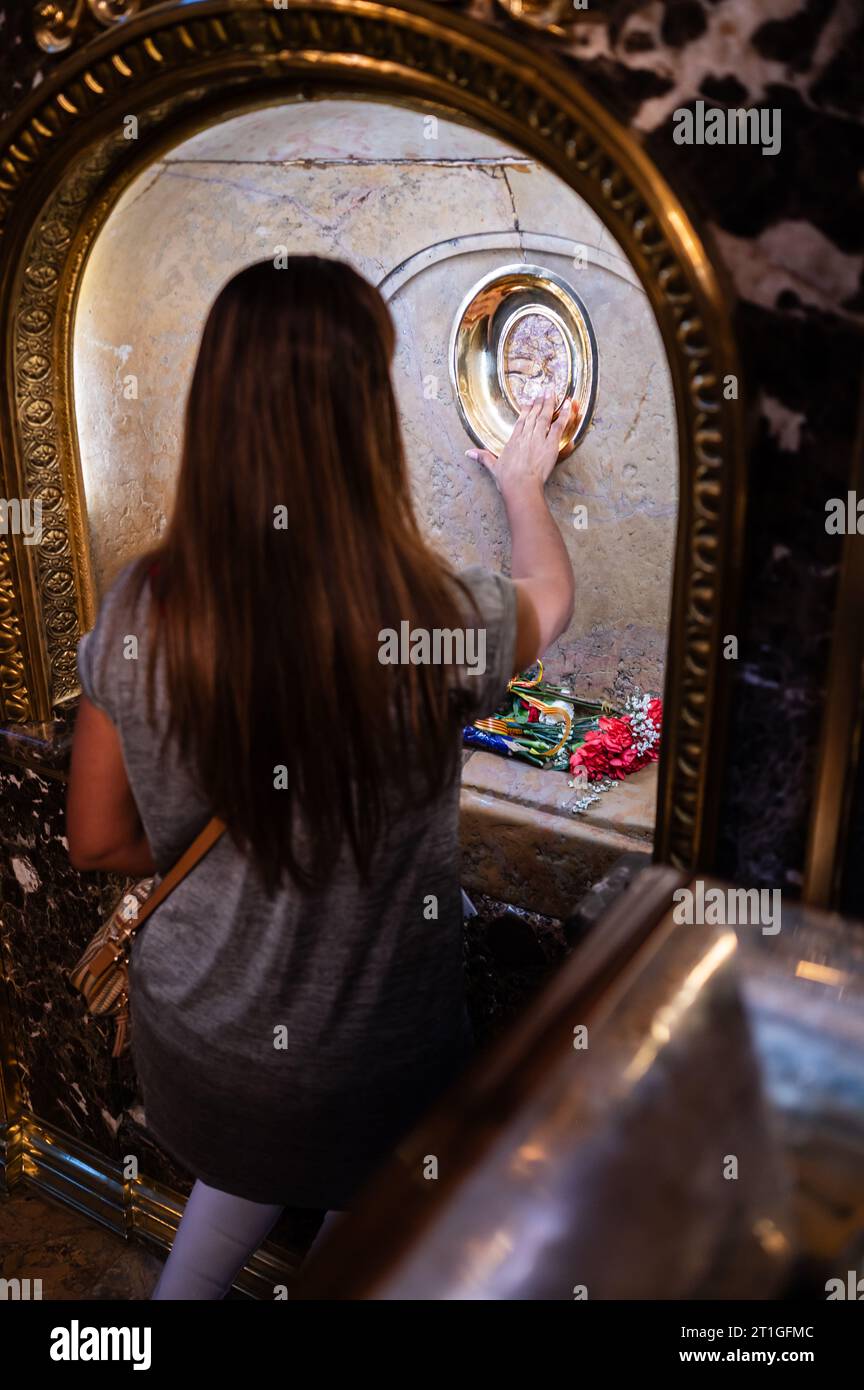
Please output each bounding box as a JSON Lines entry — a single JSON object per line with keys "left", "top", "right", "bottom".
{"left": 570, "top": 707, "right": 662, "bottom": 783}
{"left": 597, "top": 715, "right": 633, "bottom": 754}
{"left": 570, "top": 730, "right": 611, "bottom": 781}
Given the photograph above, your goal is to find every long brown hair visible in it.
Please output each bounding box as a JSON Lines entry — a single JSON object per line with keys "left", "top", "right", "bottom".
{"left": 134, "top": 257, "right": 474, "bottom": 892}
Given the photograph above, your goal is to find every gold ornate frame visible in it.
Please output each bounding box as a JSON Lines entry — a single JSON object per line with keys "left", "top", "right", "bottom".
{"left": 0, "top": 0, "right": 745, "bottom": 871}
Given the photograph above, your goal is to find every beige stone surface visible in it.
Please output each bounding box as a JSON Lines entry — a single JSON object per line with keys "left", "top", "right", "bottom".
{"left": 172, "top": 97, "right": 517, "bottom": 164}
{"left": 74, "top": 114, "right": 530, "bottom": 590}
{"left": 459, "top": 754, "right": 655, "bottom": 915}
{"left": 462, "top": 752, "right": 657, "bottom": 838}
{"left": 459, "top": 783, "right": 651, "bottom": 919}
{"left": 388, "top": 238, "right": 676, "bottom": 701}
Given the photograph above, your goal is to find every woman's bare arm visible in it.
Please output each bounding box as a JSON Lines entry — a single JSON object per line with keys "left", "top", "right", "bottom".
{"left": 467, "top": 389, "right": 576, "bottom": 673}
{"left": 67, "top": 696, "right": 156, "bottom": 875}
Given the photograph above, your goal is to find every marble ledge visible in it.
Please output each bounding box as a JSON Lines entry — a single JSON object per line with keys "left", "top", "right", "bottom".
{"left": 461, "top": 749, "right": 657, "bottom": 839}
{"left": 459, "top": 755, "right": 657, "bottom": 919}
{"left": 0, "top": 710, "right": 75, "bottom": 777}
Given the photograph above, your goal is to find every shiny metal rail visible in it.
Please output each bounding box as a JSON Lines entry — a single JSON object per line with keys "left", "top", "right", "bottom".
{"left": 296, "top": 865, "right": 806, "bottom": 1299}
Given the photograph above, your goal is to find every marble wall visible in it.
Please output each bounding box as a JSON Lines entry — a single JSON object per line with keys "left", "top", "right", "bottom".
{"left": 73, "top": 99, "right": 677, "bottom": 701}
{"left": 0, "top": 736, "right": 188, "bottom": 1193}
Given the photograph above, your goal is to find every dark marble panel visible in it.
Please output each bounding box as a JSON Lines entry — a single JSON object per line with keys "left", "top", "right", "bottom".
{"left": 0, "top": 754, "right": 136, "bottom": 1151}
{"left": 0, "top": 711, "right": 203, "bottom": 1208}
{"left": 0, "top": 711, "right": 74, "bottom": 773}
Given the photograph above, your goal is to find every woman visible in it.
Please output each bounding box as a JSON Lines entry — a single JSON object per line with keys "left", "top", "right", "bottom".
{"left": 67, "top": 257, "right": 575, "bottom": 1298}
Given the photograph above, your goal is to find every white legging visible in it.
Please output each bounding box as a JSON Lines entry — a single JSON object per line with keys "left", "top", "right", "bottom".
{"left": 150, "top": 1179, "right": 343, "bottom": 1299}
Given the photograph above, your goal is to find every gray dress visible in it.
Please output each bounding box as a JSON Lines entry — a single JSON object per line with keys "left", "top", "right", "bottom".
{"left": 77, "top": 562, "right": 517, "bottom": 1209}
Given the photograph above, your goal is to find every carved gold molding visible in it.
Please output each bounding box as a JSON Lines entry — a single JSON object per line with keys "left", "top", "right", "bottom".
{"left": 30, "top": 0, "right": 608, "bottom": 58}
{"left": 33, "top": 2, "right": 143, "bottom": 56}
{"left": 0, "top": 0, "right": 746, "bottom": 870}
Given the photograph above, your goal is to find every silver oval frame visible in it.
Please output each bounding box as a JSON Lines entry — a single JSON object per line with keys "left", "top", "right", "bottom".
{"left": 449, "top": 262, "right": 599, "bottom": 458}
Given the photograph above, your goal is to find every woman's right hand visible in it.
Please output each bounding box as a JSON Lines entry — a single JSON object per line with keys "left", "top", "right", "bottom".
{"left": 466, "top": 389, "right": 577, "bottom": 501}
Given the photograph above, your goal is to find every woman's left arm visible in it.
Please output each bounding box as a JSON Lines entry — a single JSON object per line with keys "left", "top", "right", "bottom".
{"left": 67, "top": 695, "right": 156, "bottom": 875}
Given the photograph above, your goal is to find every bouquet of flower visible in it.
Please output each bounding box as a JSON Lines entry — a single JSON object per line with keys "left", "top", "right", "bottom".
{"left": 569, "top": 694, "right": 663, "bottom": 782}
{"left": 463, "top": 662, "right": 662, "bottom": 803}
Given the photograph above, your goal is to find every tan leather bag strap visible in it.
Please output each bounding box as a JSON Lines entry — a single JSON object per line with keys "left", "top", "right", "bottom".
{"left": 134, "top": 816, "right": 226, "bottom": 929}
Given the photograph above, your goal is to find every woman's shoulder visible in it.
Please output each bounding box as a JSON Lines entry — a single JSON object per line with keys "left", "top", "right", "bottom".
{"left": 448, "top": 564, "right": 518, "bottom": 720}
{"left": 76, "top": 556, "right": 154, "bottom": 722}
{"left": 94, "top": 557, "right": 154, "bottom": 645}
{"left": 104, "top": 556, "right": 152, "bottom": 614}
{"left": 453, "top": 563, "right": 517, "bottom": 628}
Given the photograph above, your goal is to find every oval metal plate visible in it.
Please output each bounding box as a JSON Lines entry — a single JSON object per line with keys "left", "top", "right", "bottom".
{"left": 449, "top": 263, "right": 598, "bottom": 459}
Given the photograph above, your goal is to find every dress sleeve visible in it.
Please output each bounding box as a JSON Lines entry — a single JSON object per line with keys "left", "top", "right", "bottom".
{"left": 450, "top": 564, "right": 518, "bottom": 725}
{"left": 76, "top": 563, "right": 139, "bottom": 724}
